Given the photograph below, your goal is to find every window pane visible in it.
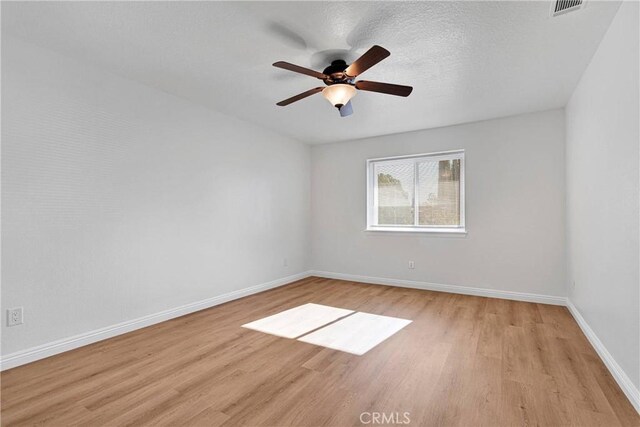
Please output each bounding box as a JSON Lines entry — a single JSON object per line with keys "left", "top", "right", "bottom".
{"left": 375, "top": 162, "right": 414, "bottom": 225}
{"left": 417, "top": 159, "right": 461, "bottom": 226}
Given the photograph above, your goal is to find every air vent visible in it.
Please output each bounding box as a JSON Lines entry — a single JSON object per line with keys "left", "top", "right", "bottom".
{"left": 551, "top": 0, "right": 585, "bottom": 16}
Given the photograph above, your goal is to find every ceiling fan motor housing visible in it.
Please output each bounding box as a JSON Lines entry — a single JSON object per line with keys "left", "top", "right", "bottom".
{"left": 322, "top": 60, "right": 355, "bottom": 86}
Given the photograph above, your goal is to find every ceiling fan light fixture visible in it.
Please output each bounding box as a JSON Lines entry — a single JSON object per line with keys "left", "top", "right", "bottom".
{"left": 322, "top": 84, "right": 357, "bottom": 108}
{"left": 273, "top": 46, "right": 412, "bottom": 115}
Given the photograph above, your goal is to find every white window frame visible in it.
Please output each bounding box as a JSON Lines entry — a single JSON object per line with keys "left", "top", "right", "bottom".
{"left": 366, "top": 150, "right": 466, "bottom": 234}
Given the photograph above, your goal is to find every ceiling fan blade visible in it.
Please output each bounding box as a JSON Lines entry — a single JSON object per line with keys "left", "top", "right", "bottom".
{"left": 276, "top": 87, "right": 325, "bottom": 106}
{"left": 273, "top": 61, "right": 327, "bottom": 79}
{"left": 339, "top": 100, "right": 353, "bottom": 117}
{"left": 345, "top": 45, "right": 390, "bottom": 77}
{"left": 355, "top": 80, "right": 413, "bottom": 97}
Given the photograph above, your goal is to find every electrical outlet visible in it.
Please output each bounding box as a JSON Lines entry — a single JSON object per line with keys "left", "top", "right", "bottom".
{"left": 7, "top": 307, "right": 23, "bottom": 327}
{"left": 408, "top": 261, "right": 415, "bottom": 269}
{"left": 283, "top": 258, "right": 288, "bottom": 267}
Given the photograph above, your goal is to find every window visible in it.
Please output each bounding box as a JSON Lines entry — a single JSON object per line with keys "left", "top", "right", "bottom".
{"left": 366, "top": 150, "right": 465, "bottom": 233}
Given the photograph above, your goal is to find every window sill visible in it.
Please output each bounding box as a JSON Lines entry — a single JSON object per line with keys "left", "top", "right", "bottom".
{"left": 365, "top": 226, "right": 467, "bottom": 234}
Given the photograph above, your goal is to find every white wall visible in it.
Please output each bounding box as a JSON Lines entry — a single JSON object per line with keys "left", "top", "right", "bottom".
{"left": 566, "top": 0, "right": 639, "bottom": 393}
{"left": 311, "top": 109, "right": 566, "bottom": 298}
{"left": 1, "top": 37, "right": 310, "bottom": 356}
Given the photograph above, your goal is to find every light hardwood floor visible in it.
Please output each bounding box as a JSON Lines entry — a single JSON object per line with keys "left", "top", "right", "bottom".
{"left": 1, "top": 277, "right": 638, "bottom": 426}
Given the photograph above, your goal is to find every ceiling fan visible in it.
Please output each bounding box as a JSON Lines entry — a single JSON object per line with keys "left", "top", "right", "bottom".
{"left": 273, "top": 45, "right": 413, "bottom": 117}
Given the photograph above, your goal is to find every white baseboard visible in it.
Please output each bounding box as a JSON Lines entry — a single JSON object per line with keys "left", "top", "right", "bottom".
{"left": 566, "top": 300, "right": 640, "bottom": 414}
{"left": 310, "top": 271, "right": 638, "bottom": 413}
{"left": 309, "top": 270, "right": 567, "bottom": 306}
{"left": 0, "top": 271, "right": 312, "bottom": 371}
{"left": 3, "top": 270, "right": 637, "bottom": 416}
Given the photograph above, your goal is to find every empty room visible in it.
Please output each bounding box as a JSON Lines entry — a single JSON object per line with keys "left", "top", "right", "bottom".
{"left": 1, "top": 1, "right": 639, "bottom": 426}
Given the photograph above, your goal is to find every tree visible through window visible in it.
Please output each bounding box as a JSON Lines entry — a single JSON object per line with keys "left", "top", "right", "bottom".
{"left": 367, "top": 151, "right": 465, "bottom": 232}
{"left": 376, "top": 164, "right": 414, "bottom": 225}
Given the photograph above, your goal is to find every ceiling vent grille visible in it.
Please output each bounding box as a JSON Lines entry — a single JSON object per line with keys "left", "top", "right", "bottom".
{"left": 551, "top": 0, "right": 585, "bottom": 16}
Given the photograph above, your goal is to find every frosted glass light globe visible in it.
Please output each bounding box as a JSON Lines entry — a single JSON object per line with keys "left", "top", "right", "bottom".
{"left": 322, "top": 84, "right": 357, "bottom": 107}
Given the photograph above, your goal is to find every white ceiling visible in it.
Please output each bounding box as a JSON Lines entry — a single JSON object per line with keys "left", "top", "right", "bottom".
{"left": 2, "top": 1, "right": 620, "bottom": 144}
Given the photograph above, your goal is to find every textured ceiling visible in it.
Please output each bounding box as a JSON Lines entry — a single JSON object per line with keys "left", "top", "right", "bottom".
{"left": 2, "top": 1, "right": 620, "bottom": 144}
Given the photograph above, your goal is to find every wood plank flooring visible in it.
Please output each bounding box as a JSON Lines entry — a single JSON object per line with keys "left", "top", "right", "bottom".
{"left": 2, "top": 277, "right": 638, "bottom": 426}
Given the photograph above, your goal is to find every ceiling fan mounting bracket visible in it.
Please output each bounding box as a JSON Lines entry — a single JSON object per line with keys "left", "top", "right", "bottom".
{"left": 322, "top": 59, "right": 347, "bottom": 75}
